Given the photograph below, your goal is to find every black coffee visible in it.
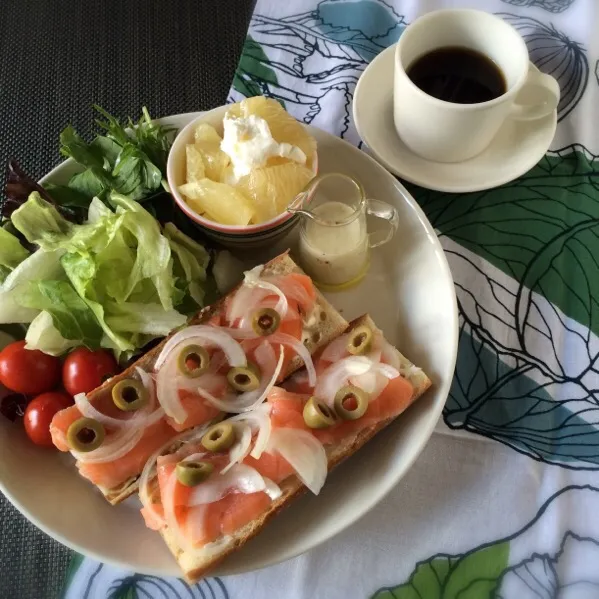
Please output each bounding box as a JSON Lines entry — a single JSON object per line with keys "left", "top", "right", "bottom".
{"left": 406, "top": 46, "right": 506, "bottom": 104}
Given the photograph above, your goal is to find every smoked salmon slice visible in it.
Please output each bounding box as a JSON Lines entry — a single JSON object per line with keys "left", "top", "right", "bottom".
{"left": 166, "top": 388, "right": 223, "bottom": 433}
{"left": 78, "top": 420, "right": 175, "bottom": 489}
{"left": 151, "top": 456, "right": 273, "bottom": 547}
{"left": 50, "top": 393, "right": 178, "bottom": 489}
{"left": 223, "top": 272, "right": 316, "bottom": 375}
{"left": 268, "top": 373, "right": 415, "bottom": 446}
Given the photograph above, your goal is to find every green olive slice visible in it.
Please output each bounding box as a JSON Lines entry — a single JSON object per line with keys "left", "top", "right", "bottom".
{"left": 67, "top": 418, "right": 105, "bottom": 452}
{"left": 346, "top": 325, "right": 373, "bottom": 355}
{"left": 303, "top": 396, "right": 337, "bottom": 429}
{"left": 334, "top": 385, "right": 369, "bottom": 420}
{"left": 177, "top": 344, "right": 210, "bottom": 378}
{"left": 251, "top": 307, "right": 281, "bottom": 336}
{"left": 112, "top": 379, "right": 149, "bottom": 412}
{"left": 176, "top": 460, "right": 214, "bottom": 487}
{"left": 201, "top": 422, "right": 236, "bottom": 452}
{"left": 227, "top": 362, "right": 261, "bottom": 392}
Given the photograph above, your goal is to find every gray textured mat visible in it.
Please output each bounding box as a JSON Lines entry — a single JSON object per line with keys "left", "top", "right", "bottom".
{"left": 0, "top": 1, "right": 254, "bottom": 597}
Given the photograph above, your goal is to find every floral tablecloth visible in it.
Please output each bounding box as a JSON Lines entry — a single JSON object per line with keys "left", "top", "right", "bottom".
{"left": 63, "top": 0, "right": 599, "bottom": 597}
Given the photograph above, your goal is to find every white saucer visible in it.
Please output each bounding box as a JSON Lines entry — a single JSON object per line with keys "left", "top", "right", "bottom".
{"left": 353, "top": 45, "right": 557, "bottom": 193}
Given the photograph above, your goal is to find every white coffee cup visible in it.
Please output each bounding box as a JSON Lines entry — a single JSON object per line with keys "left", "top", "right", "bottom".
{"left": 393, "top": 9, "right": 560, "bottom": 163}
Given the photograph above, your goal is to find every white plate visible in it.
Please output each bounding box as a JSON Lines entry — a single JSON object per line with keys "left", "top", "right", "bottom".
{"left": 353, "top": 45, "right": 557, "bottom": 193}
{"left": 0, "top": 113, "right": 458, "bottom": 577}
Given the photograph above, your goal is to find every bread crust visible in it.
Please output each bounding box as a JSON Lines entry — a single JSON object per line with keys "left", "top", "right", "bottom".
{"left": 159, "top": 314, "right": 432, "bottom": 582}
{"left": 76, "top": 252, "right": 348, "bottom": 504}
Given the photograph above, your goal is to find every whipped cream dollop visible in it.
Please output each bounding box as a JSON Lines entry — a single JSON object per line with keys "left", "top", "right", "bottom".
{"left": 220, "top": 113, "right": 306, "bottom": 180}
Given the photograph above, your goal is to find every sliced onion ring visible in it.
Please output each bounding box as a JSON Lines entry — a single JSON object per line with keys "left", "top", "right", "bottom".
{"left": 155, "top": 326, "right": 247, "bottom": 370}
{"left": 138, "top": 424, "right": 213, "bottom": 545}
{"left": 267, "top": 332, "right": 317, "bottom": 386}
{"left": 211, "top": 326, "right": 260, "bottom": 340}
{"left": 263, "top": 477, "right": 283, "bottom": 500}
{"left": 134, "top": 367, "right": 166, "bottom": 427}
{"left": 139, "top": 423, "right": 214, "bottom": 531}
{"left": 266, "top": 428, "right": 327, "bottom": 495}
{"left": 254, "top": 340, "right": 277, "bottom": 376}
{"left": 182, "top": 464, "right": 281, "bottom": 550}
{"left": 314, "top": 356, "right": 373, "bottom": 406}
{"left": 73, "top": 394, "right": 164, "bottom": 432}
{"left": 238, "top": 297, "right": 300, "bottom": 331}
{"left": 74, "top": 393, "right": 133, "bottom": 429}
{"left": 228, "top": 287, "right": 271, "bottom": 324}
{"left": 375, "top": 363, "right": 400, "bottom": 379}
{"left": 381, "top": 338, "right": 401, "bottom": 370}
{"left": 227, "top": 265, "right": 265, "bottom": 323}
{"left": 267, "top": 274, "right": 314, "bottom": 310}
{"left": 73, "top": 425, "right": 144, "bottom": 464}
{"left": 320, "top": 332, "right": 350, "bottom": 363}
{"left": 227, "top": 265, "right": 289, "bottom": 325}
{"left": 73, "top": 387, "right": 159, "bottom": 431}
{"left": 139, "top": 426, "right": 212, "bottom": 499}
{"left": 155, "top": 327, "right": 246, "bottom": 423}
{"left": 241, "top": 403, "right": 273, "bottom": 459}
{"left": 197, "top": 345, "right": 285, "bottom": 413}
{"left": 349, "top": 371, "right": 388, "bottom": 401}
{"left": 243, "top": 266, "right": 289, "bottom": 319}
{"left": 188, "top": 464, "right": 275, "bottom": 506}
{"left": 221, "top": 425, "right": 252, "bottom": 475}
{"left": 220, "top": 404, "right": 273, "bottom": 473}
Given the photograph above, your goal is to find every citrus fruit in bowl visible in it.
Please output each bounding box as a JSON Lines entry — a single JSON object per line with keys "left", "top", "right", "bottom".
{"left": 167, "top": 97, "right": 318, "bottom": 248}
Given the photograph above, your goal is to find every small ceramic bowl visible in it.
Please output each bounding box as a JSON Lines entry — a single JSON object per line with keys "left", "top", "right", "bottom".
{"left": 166, "top": 105, "right": 318, "bottom": 249}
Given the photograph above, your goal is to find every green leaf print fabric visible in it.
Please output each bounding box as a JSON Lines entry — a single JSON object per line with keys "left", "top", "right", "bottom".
{"left": 374, "top": 543, "right": 509, "bottom": 599}
{"left": 63, "top": 1, "right": 599, "bottom": 598}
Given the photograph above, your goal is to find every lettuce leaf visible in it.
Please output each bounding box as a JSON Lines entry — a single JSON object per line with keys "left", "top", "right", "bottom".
{"left": 164, "top": 222, "right": 210, "bottom": 310}
{"left": 10, "top": 192, "right": 72, "bottom": 247}
{"left": 108, "top": 193, "right": 173, "bottom": 310}
{"left": 60, "top": 252, "right": 134, "bottom": 353}
{"left": 25, "top": 311, "right": 79, "bottom": 356}
{"left": 19, "top": 280, "right": 103, "bottom": 349}
{"left": 104, "top": 300, "right": 186, "bottom": 336}
{"left": 0, "top": 248, "right": 66, "bottom": 324}
{"left": 0, "top": 228, "right": 29, "bottom": 284}
{"left": 4, "top": 186, "right": 211, "bottom": 358}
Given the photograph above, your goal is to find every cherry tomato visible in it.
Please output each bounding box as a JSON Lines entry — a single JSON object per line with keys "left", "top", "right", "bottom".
{"left": 24, "top": 391, "right": 73, "bottom": 447}
{"left": 0, "top": 341, "right": 61, "bottom": 395}
{"left": 62, "top": 347, "right": 119, "bottom": 396}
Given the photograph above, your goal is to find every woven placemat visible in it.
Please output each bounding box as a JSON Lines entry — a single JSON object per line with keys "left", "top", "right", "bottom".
{"left": 0, "top": 1, "right": 254, "bottom": 597}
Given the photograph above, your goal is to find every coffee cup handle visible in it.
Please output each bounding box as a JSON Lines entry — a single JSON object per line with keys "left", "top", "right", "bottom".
{"left": 510, "top": 65, "right": 560, "bottom": 121}
{"left": 366, "top": 199, "right": 399, "bottom": 248}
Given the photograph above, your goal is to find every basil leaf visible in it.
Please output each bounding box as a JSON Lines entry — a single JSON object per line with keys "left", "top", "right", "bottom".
{"left": 68, "top": 169, "right": 108, "bottom": 200}
{"left": 90, "top": 135, "right": 122, "bottom": 169}
{"left": 43, "top": 184, "right": 91, "bottom": 208}
{"left": 112, "top": 144, "right": 162, "bottom": 199}
{"left": 59, "top": 125, "right": 106, "bottom": 170}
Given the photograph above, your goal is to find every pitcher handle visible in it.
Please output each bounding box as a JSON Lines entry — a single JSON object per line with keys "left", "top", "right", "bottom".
{"left": 366, "top": 199, "right": 399, "bottom": 248}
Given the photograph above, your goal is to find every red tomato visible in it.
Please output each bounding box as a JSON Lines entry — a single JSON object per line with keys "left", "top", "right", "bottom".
{"left": 24, "top": 391, "right": 73, "bottom": 447}
{"left": 0, "top": 341, "right": 61, "bottom": 395}
{"left": 62, "top": 347, "right": 119, "bottom": 396}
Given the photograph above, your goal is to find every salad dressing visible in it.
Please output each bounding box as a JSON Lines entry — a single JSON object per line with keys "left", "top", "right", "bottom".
{"left": 298, "top": 201, "right": 369, "bottom": 287}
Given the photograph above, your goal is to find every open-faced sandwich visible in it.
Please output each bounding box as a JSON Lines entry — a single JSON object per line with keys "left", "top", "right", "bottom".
{"left": 49, "top": 253, "right": 348, "bottom": 504}
{"left": 137, "top": 314, "right": 431, "bottom": 582}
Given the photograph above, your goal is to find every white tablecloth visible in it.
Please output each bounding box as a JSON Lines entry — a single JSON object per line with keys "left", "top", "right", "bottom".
{"left": 65, "top": 1, "right": 599, "bottom": 597}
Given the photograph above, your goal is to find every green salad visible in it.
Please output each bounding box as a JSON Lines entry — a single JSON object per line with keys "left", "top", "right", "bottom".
{"left": 0, "top": 107, "right": 212, "bottom": 362}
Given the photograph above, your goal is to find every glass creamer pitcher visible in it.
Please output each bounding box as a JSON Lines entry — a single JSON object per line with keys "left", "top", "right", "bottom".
{"left": 288, "top": 173, "right": 399, "bottom": 290}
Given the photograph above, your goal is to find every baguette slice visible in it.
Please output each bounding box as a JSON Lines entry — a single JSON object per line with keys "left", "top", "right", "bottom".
{"left": 62, "top": 252, "right": 348, "bottom": 505}
{"left": 158, "top": 314, "right": 431, "bottom": 582}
